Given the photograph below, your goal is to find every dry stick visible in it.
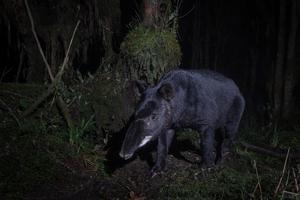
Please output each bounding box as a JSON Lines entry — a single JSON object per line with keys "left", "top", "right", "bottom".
{"left": 292, "top": 168, "right": 299, "bottom": 192}
{"left": 0, "top": 98, "right": 21, "bottom": 127}
{"left": 285, "top": 169, "right": 290, "bottom": 187}
{"left": 0, "top": 90, "right": 33, "bottom": 100}
{"left": 274, "top": 148, "right": 290, "bottom": 198}
{"left": 23, "top": 0, "right": 80, "bottom": 129}
{"left": 15, "top": 46, "right": 24, "bottom": 82}
{"left": 21, "top": 83, "right": 55, "bottom": 117}
{"left": 21, "top": 19, "right": 80, "bottom": 124}
{"left": 0, "top": 66, "right": 12, "bottom": 82}
{"left": 24, "top": 0, "right": 54, "bottom": 81}
{"left": 282, "top": 191, "right": 299, "bottom": 197}
{"left": 53, "top": 20, "right": 80, "bottom": 129}
{"left": 253, "top": 160, "right": 263, "bottom": 200}
{"left": 252, "top": 183, "right": 258, "bottom": 195}
{"left": 56, "top": 20, "right": 81, "bottom": 79}
{"left": 240, "top": 141, "right": 300, "bottom": 160}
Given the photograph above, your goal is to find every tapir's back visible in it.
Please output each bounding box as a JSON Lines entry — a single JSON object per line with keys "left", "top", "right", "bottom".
{"left": 161, "top": 69, "right": 242, "bottom": 98}
{"left": 159, "top": 69, "right": 244, "bottom": 127}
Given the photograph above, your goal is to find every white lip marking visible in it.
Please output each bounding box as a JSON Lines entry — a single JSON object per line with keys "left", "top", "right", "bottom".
{"left": 138, "top": 136, "right": 152, "bottom": 147}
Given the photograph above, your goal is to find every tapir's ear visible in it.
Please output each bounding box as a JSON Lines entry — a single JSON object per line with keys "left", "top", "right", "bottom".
{"left": 134, "top": 80, "right": 148, "bottom": 97}
{"left": 158, "top": 83, "right": 174, "bottom": 101}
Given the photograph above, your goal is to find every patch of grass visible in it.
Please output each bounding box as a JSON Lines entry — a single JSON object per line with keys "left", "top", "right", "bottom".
{"left": 160, "top": 166, "right": 256, "bottom": 200}
{"left": 160, "top": 152, "right": 283, "bottom": 200}
{"left": 67, "top": 116, "right": 95, "bottom": 153}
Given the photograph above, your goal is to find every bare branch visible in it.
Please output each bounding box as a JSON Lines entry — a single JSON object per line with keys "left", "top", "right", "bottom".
{"left": 274, "top": 148, "right": 290, "bottom": 197}
{"left": 252, "top": 160, "right": 263, "bottom": 200}
{"left": 57, "top": 20, "right": 81, "bottom": 79}
{"left": 24, "top": 0, "right": 54, "bottom": 81}
{"left": 292, "top": 168, "right": 299, "bottom": 192}
{"left": 240, "top": 142, "right": 300, "bottom": 160}
{"left": 23, "top": 0, "right": 81, "bottom": 129}
{"left": 0, "top": 98, "right": 21, "bottom": 127}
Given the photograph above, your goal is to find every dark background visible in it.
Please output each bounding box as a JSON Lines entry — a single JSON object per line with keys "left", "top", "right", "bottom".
{"left": 1, "top": 0, "right": 300, "bottom": 126}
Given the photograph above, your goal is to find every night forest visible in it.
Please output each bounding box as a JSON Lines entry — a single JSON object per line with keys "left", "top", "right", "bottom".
{"left": 0, "top": 0, "right": 299, "bottom": 199}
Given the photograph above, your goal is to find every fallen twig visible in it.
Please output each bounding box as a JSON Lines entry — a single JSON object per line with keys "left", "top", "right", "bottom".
{"left": 273, "top": 148, "right": 290, "bottom": 198}
{"left": 285, "top": 169, "right": 290, "bottom": 187}
{"left": 0, "top": 90, "right": 33, "bottom": 100}
{"left": 0, "top": 66, "right": 12, "bottom": 82}
{"left": 292, "top": 168, "right": 299, "bottom": 192}
{"left": 21, "top": 83, "right": 56, "bottom": 117}
{"left": 15, "top": 45, "right": 24, "bottom": 82}
{"left": 282, "top": 190, "right": 300, "bottom": 198}
{"left": 0, "top": 98, "right": 21, "bottom": 127}
{"left": 252, "top": 160, "right": 263, "bottom": 200}
{"left": 240, "top": 141, "right": 300, "bottom": 160}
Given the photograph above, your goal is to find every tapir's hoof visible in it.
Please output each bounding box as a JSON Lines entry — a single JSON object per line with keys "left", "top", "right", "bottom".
{"left": 215, "top": 157, "right": 224, "bottom": 165}
{"left": 149, "top": 165, "right": 165, "bottom": 178}
{"left": 215, "top": 151, "right": 232, "bottom": 165}
{"left": 199, "top": 162, "right": 216, "bottom": 172}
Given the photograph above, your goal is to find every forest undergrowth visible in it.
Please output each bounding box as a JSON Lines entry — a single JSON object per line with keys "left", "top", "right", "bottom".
{"left": 0, "top": 83, "right": 299, "bottom": 200}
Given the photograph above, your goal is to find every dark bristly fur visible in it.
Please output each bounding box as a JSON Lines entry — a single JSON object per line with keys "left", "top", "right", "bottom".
{"left": 119, "top": 69, "right": 245, "bottom": 175}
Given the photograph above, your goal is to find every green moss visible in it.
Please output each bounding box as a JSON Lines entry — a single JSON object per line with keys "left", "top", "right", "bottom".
{"left": 121, "top": 25, "right": 181, "bottom": 83}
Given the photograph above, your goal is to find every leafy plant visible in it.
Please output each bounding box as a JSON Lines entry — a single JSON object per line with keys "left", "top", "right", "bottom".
{"left": 68, "top": 116, "right": 95, "bottom": 153}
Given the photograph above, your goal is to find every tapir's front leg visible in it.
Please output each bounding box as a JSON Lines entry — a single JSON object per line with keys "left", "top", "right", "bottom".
{"left": 150, "top": 129, "right": 175, "bottom": 176}
{"left": 199, "top": 126, "right": 215, "bottom": 168}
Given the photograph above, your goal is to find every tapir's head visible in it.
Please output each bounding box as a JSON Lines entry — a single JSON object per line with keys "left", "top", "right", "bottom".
{"left": 119, "top": 81, "right": 174, "bottom": 160}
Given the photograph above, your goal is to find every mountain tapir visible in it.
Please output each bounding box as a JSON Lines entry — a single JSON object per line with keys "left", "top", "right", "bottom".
{"left": 119, "top": 69, "right": 245, "bottom": 175}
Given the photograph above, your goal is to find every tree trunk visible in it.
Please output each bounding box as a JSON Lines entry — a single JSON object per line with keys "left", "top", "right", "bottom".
{"left": 282, "top": 0, "right": 298, "bottom": 120}
{"left": 204, "top": 0, "right": 210, "bottom": 69}
{"left": 143, "top": 0, "right": 159, "bottom": 27}
{"left": 191, "top": 1, "right": 202, "bottom": 67}
{"left": 273, "top": 0, "right": 287, "bottom": 123}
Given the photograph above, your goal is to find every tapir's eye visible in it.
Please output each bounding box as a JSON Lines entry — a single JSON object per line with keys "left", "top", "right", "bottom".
{"left": 151, "top": 114, "right": 158, "bottom": 120}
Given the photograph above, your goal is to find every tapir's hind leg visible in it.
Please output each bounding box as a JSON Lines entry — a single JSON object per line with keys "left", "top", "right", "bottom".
{"left": 215, "top": 127, "right": 226, "bottom": 164}
{"left": 222, "top": 96, "right": 245, "bottom": 158}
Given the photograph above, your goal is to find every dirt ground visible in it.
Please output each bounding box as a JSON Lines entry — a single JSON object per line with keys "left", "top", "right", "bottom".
{"left": 62, "top": 150, "right": 210, "bottom": 200}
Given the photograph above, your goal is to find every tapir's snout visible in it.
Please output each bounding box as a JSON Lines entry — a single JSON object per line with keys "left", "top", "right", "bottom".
{"left": 119, "top": 120, "right": 146, "bottom": 160}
